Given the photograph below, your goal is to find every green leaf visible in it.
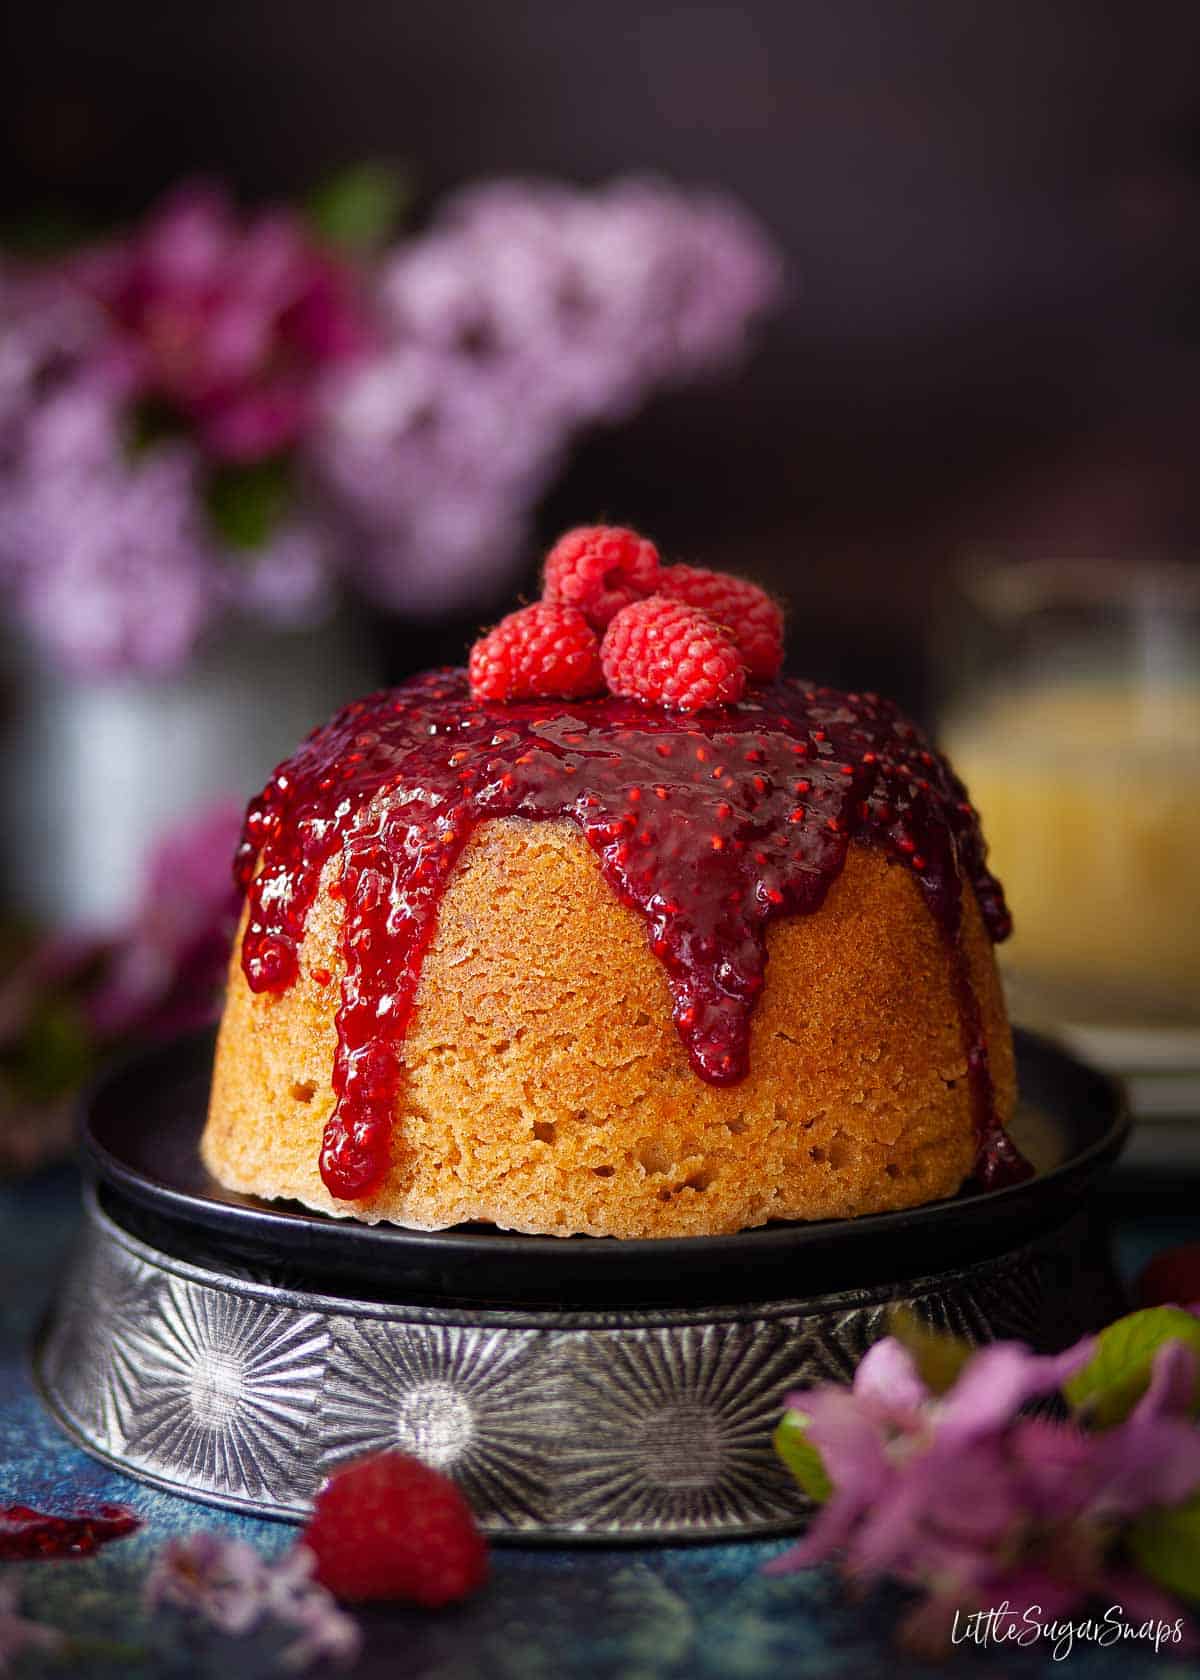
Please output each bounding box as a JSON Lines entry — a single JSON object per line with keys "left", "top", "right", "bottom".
{"left": 1064, "top": 1307, "right": 1200, "bottom": 1428}
{"left": 306, "top": 161, "right": 408, "bottom": 254}
{"left": 774, "top": 1410, "right": 832, "bottom": 1503}
{"left": 1128, "top": 1494, "right": 1200, "bottom": 1605}
{"left": 888, "top": 1306, "right": 973, "bottom": 1396}
{"left": 7, "top": 998, "right": 95, "bottom": 1102}
{"left": 205, "top": 455, "right": 294, "bottom": 552}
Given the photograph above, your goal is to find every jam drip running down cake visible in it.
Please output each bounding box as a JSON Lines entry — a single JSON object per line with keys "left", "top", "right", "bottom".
{"left": 205, "top": 527, "right": 1027, "bottom": 1238}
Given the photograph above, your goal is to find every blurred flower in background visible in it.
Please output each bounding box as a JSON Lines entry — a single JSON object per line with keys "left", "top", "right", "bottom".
{"left": 0, "top": 166, "right": 781, "bottom": 1166}
{"left": 0, "top": 377, "right": 218, "bottom": 674}
{"left": 319, "top": 176, "right": 781, "bottom": 615}
{"left": 0, "top": 169, "right": 782, "bottom": 674}
{"left": 77, "top": 182, "right": 371, "bottom": 464}
{"left": 0, "top": 800, "right": 242, "bottom": 1173}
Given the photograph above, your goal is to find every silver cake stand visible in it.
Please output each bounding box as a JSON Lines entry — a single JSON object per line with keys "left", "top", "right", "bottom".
{"left": 34, "top": 1030, "right": 1128, "bottom": 1543}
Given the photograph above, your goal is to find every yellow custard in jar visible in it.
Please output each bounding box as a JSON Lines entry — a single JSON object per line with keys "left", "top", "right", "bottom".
{"left": 945, "top": 682, "right": 1200, "bottom": 1021}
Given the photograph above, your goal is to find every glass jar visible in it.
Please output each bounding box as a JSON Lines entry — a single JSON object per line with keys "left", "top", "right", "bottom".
{"left": 938, "top": 556, "right": 1200, "bottom": 1031}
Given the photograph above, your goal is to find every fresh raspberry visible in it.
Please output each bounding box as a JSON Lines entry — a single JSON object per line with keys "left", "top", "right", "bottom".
{"left": 303, "top": 1452, "right": 488, "bottom": 1607}
{"left": 542, "top": 524, "right": 662, "bottom": 629}
{"left": 468, "top": 602, "right": 603, "bottom": 702}
{"left": 657, "top": 564, "right": 784, "bottom": 680}
{"left": 601, "top": 595, "right": 746, "bottom": 713}
{"left": 1136, "top": 1245, "right": 1200, "bottom": 1311}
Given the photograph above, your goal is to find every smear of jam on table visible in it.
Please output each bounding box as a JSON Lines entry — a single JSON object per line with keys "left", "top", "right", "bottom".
{"left": 236, "top": 673, "right": 1030, "bottom": 1200}
{"left": 0, "top": 1504, "right": 140, "bottom": 1560}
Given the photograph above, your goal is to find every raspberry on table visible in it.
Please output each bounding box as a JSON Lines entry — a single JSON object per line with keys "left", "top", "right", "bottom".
{"left": 542, "top": 524, "right": 662, "bottom": 629}
{"left": 302, "top": 1451, "right": 488, "bottom": 1607}
{"left": 601, "top": 594, "right": 747, "bottom": 712}
{"left": 657, "top": 564, "right": 784, "bottom": 680}
{"left": 468, "top": 602, "right": 604, "bottom": 702}
{"left": 1136, "top": 1245, "right": 1200, "bottom": 1311}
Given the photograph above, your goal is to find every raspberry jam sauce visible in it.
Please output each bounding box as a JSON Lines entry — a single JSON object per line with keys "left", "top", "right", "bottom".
{"left": 0, "top": 1504, "right": 140, "bottom": 1560}
{"left": 236, "top": 673, "right": 1029, "bottom": 1201}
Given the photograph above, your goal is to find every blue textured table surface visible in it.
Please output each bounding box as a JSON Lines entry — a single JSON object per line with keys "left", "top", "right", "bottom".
{"left": 3, "top": 1165, "right": 1199, "bottom": 1679}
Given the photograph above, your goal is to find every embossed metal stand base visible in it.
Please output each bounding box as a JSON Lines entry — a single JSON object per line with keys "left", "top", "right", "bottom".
{"left": 35, "top": 1184, "right": 1125, "bottom": 1542}
{"left": 34, "top": 1030, "right": 1128, "bottom": 1541}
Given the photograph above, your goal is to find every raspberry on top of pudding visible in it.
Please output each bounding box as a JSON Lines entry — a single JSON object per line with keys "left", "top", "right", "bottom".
{"left": 206, "top": 525, "right": 1026, "bottom": 1239}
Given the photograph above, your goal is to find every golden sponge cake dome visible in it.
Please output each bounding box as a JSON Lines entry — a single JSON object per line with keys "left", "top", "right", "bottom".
{"left": 203, "top": 650, "right": 1025, "bottom": 1238}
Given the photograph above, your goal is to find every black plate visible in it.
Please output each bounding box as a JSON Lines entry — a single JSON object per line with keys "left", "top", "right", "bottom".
{"left": 80, "top": 1029, "right": 1128, "bottom": 1308}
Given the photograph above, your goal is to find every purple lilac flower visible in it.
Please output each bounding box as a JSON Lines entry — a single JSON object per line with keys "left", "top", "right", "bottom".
{"left": 0, "top": 265, "right": 106, "bottom": 446}
{"left": 0, "top": 196, "right": 353, "bottom": 673}
{"left": 144, "top": 1534, "right": 360, "bottom": 1671}
{"left": 0, "top": 1579, "right": 66, "bottom": 1674}
{"left": 387, "top": 177, "right": 782, "bottom": 423}
{"left": 78, "top": 184, "right": 372, "bottom": 464}
{"left": 768, "top": 1333, "right": 1200, "bottom": 1650}
{"left": 0, "top": 378, "right": 218, "bottom": 675}
{"left": 495, "top": 177, "right": 776, "bottom": 395}
{"left": 1, "top": 174, "right": 781, "bottom": 665}
{"left": 316, "top": 175, "right": 782, "bottom": 615}
{"left": 0, "top": 370, "right": 332, "bottom": 671}
{"left": 315, "top": 339, "right": 554, "bottom": 614}
{"left": 223, "top": 518, "right": 338, "bottom": 629}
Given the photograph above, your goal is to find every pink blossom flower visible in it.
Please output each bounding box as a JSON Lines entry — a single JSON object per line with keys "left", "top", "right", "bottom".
{"left": 144, "top": 1534, "right": 360, "bottom": 1671}
{"left": 263, "top": 1546, "right": 363, "bottom": 1672}
{"left": 144, "top": 1532, "right": 268, "bottom": 1635}
{"left": 1064, "top": 1339, "right": 1200, "bottom": 1518}
{"left": 79, "top": 184, "right": 372, "bottom": 464}
{"left": 768, "top": 1332, "right": 1200, "bottom": 1652}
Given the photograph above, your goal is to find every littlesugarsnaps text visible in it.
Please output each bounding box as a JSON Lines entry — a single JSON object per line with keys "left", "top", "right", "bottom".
{"left": 951, "top": 1603, "right": 1185, "bottom": 1660}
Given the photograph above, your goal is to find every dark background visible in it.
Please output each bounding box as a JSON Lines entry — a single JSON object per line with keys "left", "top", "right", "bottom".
{"left": 5, "top": 0, "right": 1200, "bottom": 712}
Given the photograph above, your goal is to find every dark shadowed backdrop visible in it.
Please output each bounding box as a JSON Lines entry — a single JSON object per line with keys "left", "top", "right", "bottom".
{"left": 5, "top": 0, "right": 1200, "bottom": 711}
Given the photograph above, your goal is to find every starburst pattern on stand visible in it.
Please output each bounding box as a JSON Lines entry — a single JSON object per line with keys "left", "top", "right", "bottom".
{"left": 317, "top": 1321, "right": 557, "bottom": 1527}
{"left": 125, "top": 1279, "right": 328, "bottom": 1499}
{"left": 555, "top": 1320, "right": 807, "bottom": 1533}
{"left": 39, "top": 1226, "right": 157, "bottom": 1451}
{"left": 36, "top": 1188, "right": 1086, "bottom": 1540}
{"left": 790, "top": 1302, "right": 894, "bottom": 1388}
